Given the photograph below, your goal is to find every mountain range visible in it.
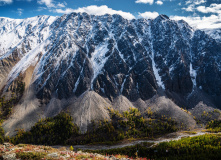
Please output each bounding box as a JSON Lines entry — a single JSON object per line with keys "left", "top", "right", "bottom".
{"left": 0, "top": 13, "right": 221, "bottom": 136}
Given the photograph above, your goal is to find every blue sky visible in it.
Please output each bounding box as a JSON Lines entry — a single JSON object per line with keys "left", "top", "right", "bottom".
{"left": 0, "top": 0, "right": 221, "bottom": 29}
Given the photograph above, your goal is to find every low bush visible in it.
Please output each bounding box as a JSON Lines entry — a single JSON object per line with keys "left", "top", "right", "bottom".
{"left": 16, "top": 152, "right": 47, "bottom": 160}
{"left": 206, "top": 120, "right": 221, "bottom": 132}
{"left": 11, "top": 112, "right": 79, "bottom": 145}
{"left": 86, "top": 134, "right": 221, "bottom": 160}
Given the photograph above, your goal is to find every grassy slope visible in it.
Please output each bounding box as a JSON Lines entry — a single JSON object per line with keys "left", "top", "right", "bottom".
{"left": 86, "top": 134, "right": 221, "bottom": 160}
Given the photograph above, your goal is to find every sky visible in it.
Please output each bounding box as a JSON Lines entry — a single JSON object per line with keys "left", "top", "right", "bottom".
{"left": 0, "top": 0, "right": 221, "bottom": 29}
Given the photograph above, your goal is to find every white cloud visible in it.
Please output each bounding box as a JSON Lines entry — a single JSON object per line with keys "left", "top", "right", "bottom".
{"left": 37, "top": 0, "right": 54, "bottom": 8}
{"left": 55, "top": 5, "right": 135, "bottom": 20}
{"left": 182, "top": 4, "right": 195, "bottom": 12}
{"left": 138, "top": 11, "right": 159, "bottom": 19}
{"left": 0, "top": 0, "right": 12, "bottom": 4}
{"left": 156, "top": 0, "right": 163, "bottom": 5}
{"left": 37, "top": 0, "right": 66, "bottom": 9}
{"left": 36, "top": 6, "right": 47, "bottom": 11}
{"left": 197, "top": 4, "right": 221, "bottom": 14}
{"left": 185, "top": 0, "right": 206, "bottom": 5}
{"left": 57, "top": 2, "right": 65, "bottom": 8}
{"left": 194, "top": 0, "right": 206, "bottom": 5}
{"left": 183, "top": 3, "right": 221, "bottom": 14}
{"left": 185, "top": 0, "right": 191, "bottom": 5}
{"left": 17, "top": 8, "right": 23, "bottom": 16}
{"left": 183, "top": 0, "right": 207, "bottom": 12}
{"left": 135, "top": 0, "right": 154, "bottom": 5}
{"left": 170, "top": 14, "right": 221, "bottom": 29}
{"left": 16, "top": 0, "right": 32, "bottom": 1}
{"left": 55, "top": 8, "right": 73, "bottom": 14}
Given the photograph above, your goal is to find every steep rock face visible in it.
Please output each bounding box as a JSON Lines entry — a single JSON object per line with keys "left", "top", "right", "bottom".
{"left": 191, "top": 30, "right": 221, "bottom": 96}
{"left": 2, "top": 13, "right": 220, "bottom": 104}
{"left": 150, "top": 17, "right": 193, "bottom": 94}
{"left": 0, "top": 50, "right": 20, "bottom": 91}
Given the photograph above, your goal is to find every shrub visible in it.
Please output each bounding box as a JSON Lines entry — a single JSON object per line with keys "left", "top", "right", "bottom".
{"left": 206, "top": 120, "right": 221, "bottom": 132}
{"left": 16, "top": 152, "right": 47, "bottom": 160}
{"left": 11, "top": 112, "right": 79, "bottom": 145}
{"left": 0, "top": 125, "right": 4, "bottom": 144}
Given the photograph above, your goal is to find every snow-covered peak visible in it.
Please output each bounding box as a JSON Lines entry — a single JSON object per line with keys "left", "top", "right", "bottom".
{"left": 0, "top": 15, "right": 57, "bottom": 58}
{"left": 204, "top": 28, "right": 221, "bottom": 42}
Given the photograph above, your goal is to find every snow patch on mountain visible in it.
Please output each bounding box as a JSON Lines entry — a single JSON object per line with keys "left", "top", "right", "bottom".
{"left": 148, "top": 25, "right": 165, "bottom": 90}
{"left": 151, "top": 54, "right": 165, "bottom": 90}
{"left": 91, "top": 44, "right": 110, "bottom": 89}
{"left": 189, "top": 63, "right": 197, "bottom": 87}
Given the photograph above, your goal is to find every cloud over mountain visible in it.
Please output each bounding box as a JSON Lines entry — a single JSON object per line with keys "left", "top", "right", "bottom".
{"left": 55, "top": 5, "right": 135, "bottom": 20}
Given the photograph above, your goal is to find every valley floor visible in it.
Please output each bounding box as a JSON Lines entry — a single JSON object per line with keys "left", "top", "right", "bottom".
{"left": 53, "top": 129, "right": 205, "bottom": 151}
{"left": 1, "top": 130, "right": 221, "bottom": 160}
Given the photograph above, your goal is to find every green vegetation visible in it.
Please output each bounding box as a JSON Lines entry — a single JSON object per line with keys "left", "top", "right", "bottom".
{"left": 206, "top": 120, "right": 221, "bottom": 133}
{"left": 194, "top": 109, "right": 221, "bottom": 125}
{"left": 0, "top": 80, "right": 25, "bottom": 144}
{"left": 153, "top": 134, "right": 221, "bottom": 160}
{"left": 0, "top": 87, "right": 178, "bottom": 146}
{"left": 0, "top": 80, "right": 25, "bottom": 119}
{"left": 16, "top": 152, "right": 47, "bottom": 160}
{"left": 213, "top": 109, "right": 221, "bottom": 114}
{"left": 10, "top": 112, "right": 79, "bottom": 145}
{"left": 67, "top": 108, "right": 178, "bottom": 145}
{"left": 6, "top": 108, "right": 177, "bottom": 146}
{"left": 0, "top": 77, "right": 180, "bottom": 146}
{"left": 0, "top": 122, "right": 4, "bottom": 144}
{"left": 86, "top": 134, "right": 221, "bottom": 160}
